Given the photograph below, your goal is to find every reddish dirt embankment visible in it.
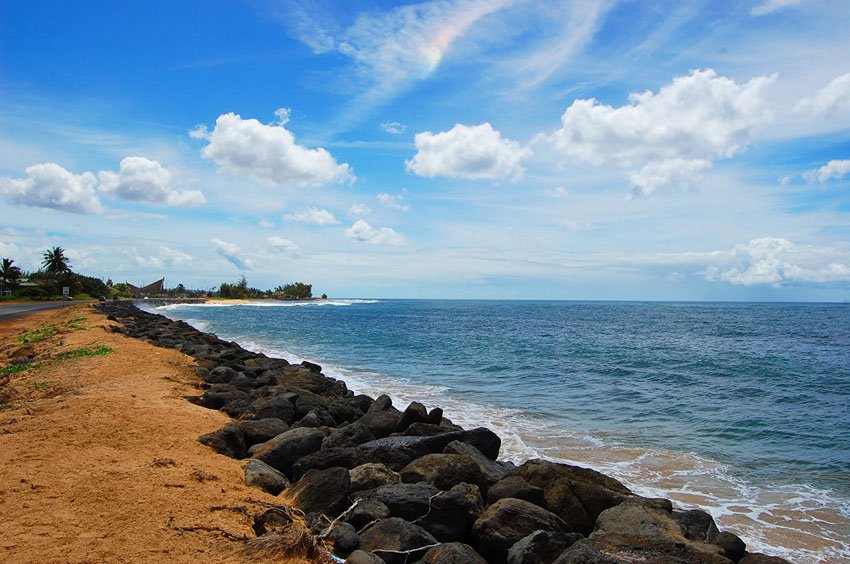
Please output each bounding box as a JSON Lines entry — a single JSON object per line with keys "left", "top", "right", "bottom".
{"left": 0, "top": 304, "right": 312, "bottom": 563}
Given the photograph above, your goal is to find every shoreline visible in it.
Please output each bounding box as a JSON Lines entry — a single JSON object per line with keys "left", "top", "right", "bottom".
{"left": 102, "top": 302, "right": 800, "bottom": 560}
{"left": 152, "top": 299, "right": 848, "bottom": 563}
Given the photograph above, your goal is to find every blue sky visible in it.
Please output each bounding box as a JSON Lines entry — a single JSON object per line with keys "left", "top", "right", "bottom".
{"left": 2, "top": 0, "right": 850, "bottom": 300}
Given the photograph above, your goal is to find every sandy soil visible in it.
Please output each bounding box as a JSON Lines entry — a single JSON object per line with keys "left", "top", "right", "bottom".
{"left": 0, "top": 304, "right": 316, "bottom": 563}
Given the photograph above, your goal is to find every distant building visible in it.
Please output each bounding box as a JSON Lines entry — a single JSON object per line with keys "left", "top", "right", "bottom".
{"left": 126, "top": 278, "right": 165, "bottom": 297}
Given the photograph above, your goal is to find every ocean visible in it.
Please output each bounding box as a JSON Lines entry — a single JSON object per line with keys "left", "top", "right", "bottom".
{"left": 151, "top": 299, "right": 850, "bottom": 563}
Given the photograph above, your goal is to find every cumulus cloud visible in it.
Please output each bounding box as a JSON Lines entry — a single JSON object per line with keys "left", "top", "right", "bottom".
{"left": 283, "top": 207, "right": 340, "bottom": 225}
{"left": 795, "top": 72, "right": 850, "bottom": 116}
{"left": 345, "top": 219, "right": 407, "bottom": 246}
{"left": 98, "top": 156, "right": 206, "bottom": 207}
{"left": 628, "top": 159, "right": 713, "bottom": 197}
{"left": 802, "top": 159, "right": 850, "bottom": 183}
{"left": 193, "top": 112, "right": 354, "bottom": 187}
{"left": 704, "top": 237, "right": 850, "bottom": 286}
{"left": 348, "top": 203, "right": 372, "bottom": 217}
{"left": 211, "top": 238, "right": 253, "bottom": 270}
{"left": 0, "top": 162, "right": 102, "bottom": 214}
{"left": 377, "top": 192, "right": 410, "bottom": 211}
{"left": 267, "top": 236, "right": 302, "bottom": 257}
{"left": 406, "top": 123, "right": 531, "bottom": 180}
{"left": 550, "top": 69, "right": 775, "bottom": 167}
{"left": 750, "top": 0, "right": 804, "bottom": 17}
{"left": 380, "top": 121, "right": 406, "bottom": 135}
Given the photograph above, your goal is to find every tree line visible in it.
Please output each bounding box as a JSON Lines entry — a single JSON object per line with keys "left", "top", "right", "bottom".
{"left": 1, "top": 247, "right": 108, "bottom": 300}
{"left": 1, "top": 248, "right": 323, "bottom": 301}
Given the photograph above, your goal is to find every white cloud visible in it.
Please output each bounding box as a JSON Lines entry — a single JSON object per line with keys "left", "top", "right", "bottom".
{"left": 380, "top": 121, "right": 406, "bottom": 135}
{"left": 308, "top": 1, "right": 515, "bottom": 107}
{"left": 160, "top": 245, "right": 193, "bottom": 265}
{"left": 795, "top": 72, "right": 850, "bottom": 116}
{"left": 284, "top": 207, "right": 340, "bottom": 226}
{"left": 348, "top": 203, "right": 372, "bottom": 217}
{"left": 377, "top": 192, "right": 410, "bottom": 211}
{"left": 211, "top": 238, "right": 253, "bottom": 270}
{"left": 750, "top": 0, "right": 804, "bottom": 17}
{"left": 546, "top": 186, "right": 569, "bottom": 199}
{"left": 628, "top": 159, "right": 713, "bottom": 197}
{"left": 704, "top": 237, "right": 850, "bottom": 286}
{"left": 267, "top": 236, "right": 302, "bottom": 257}
{"left": 0, "top": 241, "right": 18, "bottom": 256}
{"left": 0, "top": 162, "right": 103, "bottom": 214}
{"left": 406, "top": 123, "right": 531, "bottom": 180}
{"left": 98, "top": 156, "right": 205, "bottom": 207}
{"left": 802, "top": 159, "right": 850, "bottom": 183}
{"left": 550, "top": 69, "right": 775, "bottom": 167}
{"left": 345, "top": 219, "right": 407, "bottom": 246}
{"left": 194, "top": 112, "right": 354, "bottom": 187}
{"left": 259, "top": 219, "right": 275, "bottom": 228}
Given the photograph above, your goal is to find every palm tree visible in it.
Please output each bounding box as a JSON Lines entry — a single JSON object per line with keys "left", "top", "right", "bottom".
{"left": 42, "top": 246, "right": 72, "bottom": 275}
{"left": 0, "top": 258, "right": 22, "bottom": 294}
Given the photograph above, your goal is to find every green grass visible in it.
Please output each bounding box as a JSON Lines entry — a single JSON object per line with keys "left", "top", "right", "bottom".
{"left": 53, "top": 346, "right": 113, "bottom": 360}
{"left": 17, "top": 326, "right": 58, "bottom": 346}
{"left": 0, "top": 361, "right": 42, "bottom": 376}
{"left": 0, "top": 403, "right": 12, "bottom": 412}
{"left": 64, "top": 317, "right": 88, "bottom": 331}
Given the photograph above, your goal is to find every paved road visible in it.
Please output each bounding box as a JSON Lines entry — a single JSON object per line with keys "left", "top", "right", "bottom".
{"left": 0, "top": 301, "right": 92, "bottom": 322}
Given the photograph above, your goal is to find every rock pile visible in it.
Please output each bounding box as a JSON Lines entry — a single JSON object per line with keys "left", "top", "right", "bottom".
{"left": 99, "top": 302, "right": 792, "bottom": 564}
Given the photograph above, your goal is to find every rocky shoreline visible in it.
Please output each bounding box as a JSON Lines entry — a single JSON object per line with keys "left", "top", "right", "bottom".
{"left": 100, "top": 301, "right": 792, "bottom": 564}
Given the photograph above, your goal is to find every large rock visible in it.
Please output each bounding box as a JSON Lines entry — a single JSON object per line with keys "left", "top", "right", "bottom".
{"left": 323, "top": 423, "right": 375, "bottom": 450}
{"left": 360, "top": 482, "right": 482, "bottom": 541}
{"left": 358, "top": 394, "right": 404, "bottom": 439}
{"left": 243, "top": 459, "right": 290, "bottom": 495}
{"left": 673, "top": 509, "right": 720, "bottom": 543}
{"left": 346, "top": 550, "right": 384, "bottom": 564}
{"left": 250, "top": 395, "right": 295, "bottom": 423}
{"left": 205, "top": 365, "right": 239, "bottom": 383}
{"left": 394, "top": 401, "right": 428, "bottom": 433}
{"left": 291, "top": 447, "right": 357, "bottom": 480}
{"left": 400, "top": 453, "right": 484, "bottom": 491}
{"left": 445, "top": 440, "right": 513, "bottom": 486}
{"left": 249, "top": 427, "right": 325, "bottom": 477}
{"left": 419, "top": 542, "right": 487, "bottom": 563}
{"left": 273, "top": 365, "right": 350, "bottom": 397}
{"left": 507, "top": 530, "right": 583, "bottom": 564}
{"left": 713, "top": 531, "right": 747, "bottom": 562}
{"left": 586, "top": 500, "right": 731, "bottom": 563}
{"left": 198, "top": 425, "right": 246, "bottom": 459}
{"left": 517, "top": 459, "right": 632, "bottom": 535}
{"left": 236, "top": 418, "right": 290, "bottom": 446}
{"left": 355, "top": 427, "right": 502, "bottom": 471}
{"left": 280, "top": 466, "right": 351, "bottom": 518}
{"left": 350, "top": 463, "right": 401, "bottom": 493}
{"left": 344, "top": 499, "right": 391, "bottom": 530}
{"left": 472, "top": 498, "right": 571, "bottom": 564}
{"left": 322, "top": 521, "right": 360, "bottom": 557}
{"left": 487, "top": 475, "right": 545, "bottom": 507}
{"left": 359, "top": 518, "right": 438, "bottom": 564}
{"left": 553, "top": 540, "right": 621, "bottom": 564}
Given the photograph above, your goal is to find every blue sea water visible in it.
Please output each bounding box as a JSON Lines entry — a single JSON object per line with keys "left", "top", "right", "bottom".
{"left": 153, "top": 300, "right": 850, "bottom": 562}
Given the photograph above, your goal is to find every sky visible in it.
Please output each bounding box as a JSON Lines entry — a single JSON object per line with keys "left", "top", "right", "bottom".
{"left": 1, "top": 0, "right": 850, "bottom": 301}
